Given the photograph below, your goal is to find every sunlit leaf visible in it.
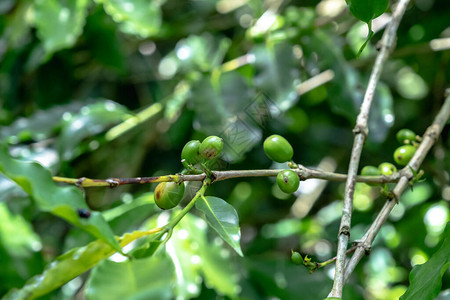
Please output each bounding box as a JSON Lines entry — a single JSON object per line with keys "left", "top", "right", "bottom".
{"left": 3, "top": 238, "right": 115, "bottom": 300}
{"left": 94, "top": 0, "right": 163, "bottom": 37}
{"left": 174, "top": 214, "right": 240, "bottom": 297}
{"left": 0, "top": 202, "right": 41, "bottom": 257}
{"left": 33, "top": 0, "right": 90, "bottom": 57}
{"left": 58, "top": 100, "right": 130, "bottom": 161}
{"left": 86, "top": 254, "right": 175, "bottom": 300}
{"left": 400, "top": 222, "right": 450, "bottom": 300}
{"left": 0, "top": 145, "right": 121, "bottom": 252}
{"left": 3, "top": 229, "right": 159, "bottom": 300}
{"left": 166, "top": 222, "right": 202, "bottom": 299}
{"left": 195, "top": 196, "right": 243, "bottom": 256}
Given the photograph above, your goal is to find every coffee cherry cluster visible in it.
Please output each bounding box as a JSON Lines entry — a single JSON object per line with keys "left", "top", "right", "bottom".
{"left": 263, "top": 134, "right": 300, "bottom": 194}
{"left": 181, "top": 135, "right": 224, "bottom": 165}
{"left": 154, "top": 136, "right": 224, "bottom": 210}
{"left": 360, "top": 129, "right": 419, "bottom": 183}
{"left": 393, "top": 128, "right": 418, "bottom": 166}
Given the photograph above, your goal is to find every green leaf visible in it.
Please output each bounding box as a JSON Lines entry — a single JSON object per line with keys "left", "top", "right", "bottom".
{"left": 58, "top": 100, "right": 131, "bottom": 161}
{"left": 174, "top": 214, "right": 240, "bottom": 297}
{"left": 33, "top": 0, "right": 90, "bottom": 57}
{"left": 0, "top": 144, "right": 121, "bottom": 252}
{"left": 102, "top": 192, "right": 157, "bottom": 235}
{"left": 3, "top": 230, "right": 158, "bottom": 300}
{"left": 3, "top": 238, "right": 116, "bottom": 300}
{"left": 345, "top": 0, "right": 389, "bottom": 23}
{"left": 195, "top": 196, "right": 243, "bottom": 256}
{"left": 252, "top": 42, "right": 301, "bottom": 111}
{"left": 94, "top": 0, "right": 163, "bottom": 38}
{"left": 306, "top": 30, "right": 361, "bottom": 121}
{"left": 0, "top": 202, "right": 41, "bottom": 257}
{"left": 0, "top": 101, "right": 86, "bottom": 144}
{"left": 166, "top": 219, "right": 202, "bottom": 299}
{"left": 190, "top": 74, "right": 262, "bottom": 162}
{"left": 86, "top": 254, "right": 175, "bottom": 300}
{"left": 400, "top": 222, "right": 450, "bottom": 300}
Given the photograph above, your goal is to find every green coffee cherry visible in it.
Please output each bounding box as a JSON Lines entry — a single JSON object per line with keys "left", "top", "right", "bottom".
{"left": 155, "top": 182, "right": 185, "bottom": 210}
{"left": 393, "top": 145, "right": 416, "bottom": 166}
{"left": 200, "top": 136, "right": 224, "bottom": 160}
{"left": 181, "top": 140, "right": 202, "bottom": 164}
{"left": 396, "top": 129, "right": 416, "bottom": 144}
{"left": 361, "top": 165, "right": 379, "bottom": 176}
{"left": 291, "top": 251, "right": 303, "bottom": 265}
{"left": 263, "top": 135, "right": 294, "bottom": 163}
{"left": 361, "top": 165, "right": 380, "bottom": 186}
{"left": 378, "top": 162, "right": 397, "bottom": 176}
{"left": 277, "top": 170, "right": 300, "bottom": 193}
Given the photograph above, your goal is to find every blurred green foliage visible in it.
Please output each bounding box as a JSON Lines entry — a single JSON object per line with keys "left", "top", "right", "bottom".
{"left": 0, "top": 0, "right": 449, "bottom": 299}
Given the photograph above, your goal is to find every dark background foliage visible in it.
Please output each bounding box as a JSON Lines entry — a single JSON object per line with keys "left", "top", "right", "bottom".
{"left": 0, "top": 0, "right": 449, "bottom": 299}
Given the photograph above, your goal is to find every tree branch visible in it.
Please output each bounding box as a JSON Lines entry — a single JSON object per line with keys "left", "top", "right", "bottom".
{"left": 330, "top": 0, "right": 411, "bottom": 297}
{"left": 343, "top": 93, "right": 450, "bottom": 282}
{"left": 52, "top": 164, "right": 400, "bottom": 188}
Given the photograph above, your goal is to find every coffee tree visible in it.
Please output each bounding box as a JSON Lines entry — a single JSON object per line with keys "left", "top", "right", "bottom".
{"left": 0, "top": 0, "right": 449, "bottom": 299}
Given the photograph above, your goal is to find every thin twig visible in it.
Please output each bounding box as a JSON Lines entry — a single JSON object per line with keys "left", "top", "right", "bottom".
{"left": 343, "top": 94, "right": 450, "bottom": 282}
{"left": 52, "top": 165, "right": 400, "bottom": 187}
{"left": 295, "top": 70, "right": 335, "bottom": 96}
{"left": 330, "top": 0, "right": 411, "bottom": 297}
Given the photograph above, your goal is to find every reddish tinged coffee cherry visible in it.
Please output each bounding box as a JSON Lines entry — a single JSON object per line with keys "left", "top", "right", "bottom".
{"left": 181, "top": 140, "right": 202, "bottom": 164}
{"left": 263, "top": 135, "right": 294, "bottom": 163}
{"left": 378, "top": 162, "right": 397, "bottom": 176}
{"left": 200, "top": 136, "right": 224, "bottom": 160}
{"left": 396, "top": 129, "right": 416, "bottom": 144}
{"left": 393, "top": 145, "right": 416, "bottom": 166}
{"left": 155, "top": 182, "right": 185, "bottom": 210}
{"left": 276, "top": 169, "right": 300, "bottom": 193}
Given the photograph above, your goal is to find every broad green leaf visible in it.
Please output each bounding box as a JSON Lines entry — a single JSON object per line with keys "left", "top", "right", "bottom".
{"left": 0, "top": 101, "right": 86, "bottom": 144}
{"left": 174, "top": 214, "right": 240, "bottom": 297}
{"left": 3, "top": 238, "right": 115, "bottom": 300}
{"left": 0, "top": 145, "right": 121, "bottom": 252}
{"left": 252, "top": 42, "right": 301, "bottom": 111}
{"left": 3, "top": 230, "right": 159, "bottom": 300}
{"left": 306, "top": 30, "right": 362, "bottom": 121}
{"left": 190, "top": 75, "right": 262, "bottom": 162}
{"left": 0, "top": 202, "right": 41, "bottom": 257}
{"left": 345, "top": 0, "right": 389, "bottom": 23}
{"left": 85, "top": 254, "right": 175, "bottom": 300}
{"left": 158, "top": 34, "right": 230, "bottom": 79}
{"left": 83, "top": 7, "right": 126, "bottom": 71}
{"left": 345, "top": 0, "right": 389, "bottom": 56}
{"left": 166, "top": 216, "right": 203, "bottom": 299}
{"left": 94, "top": 0, "right": 163, "bottom": 38}
{"left": 33, "top": 0, "right": 90, "bottom": 57}
{"left": 195, "top": 196, "right": 243, "bottom": 256}
{"left": 58, "top": 100, "right": 131, "bottom": 161}
{"left": 102, "top": 192, "right": 157, "bottom": 235}
{"left": 400, "top": 222, "right": 450, "bottom": 300}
